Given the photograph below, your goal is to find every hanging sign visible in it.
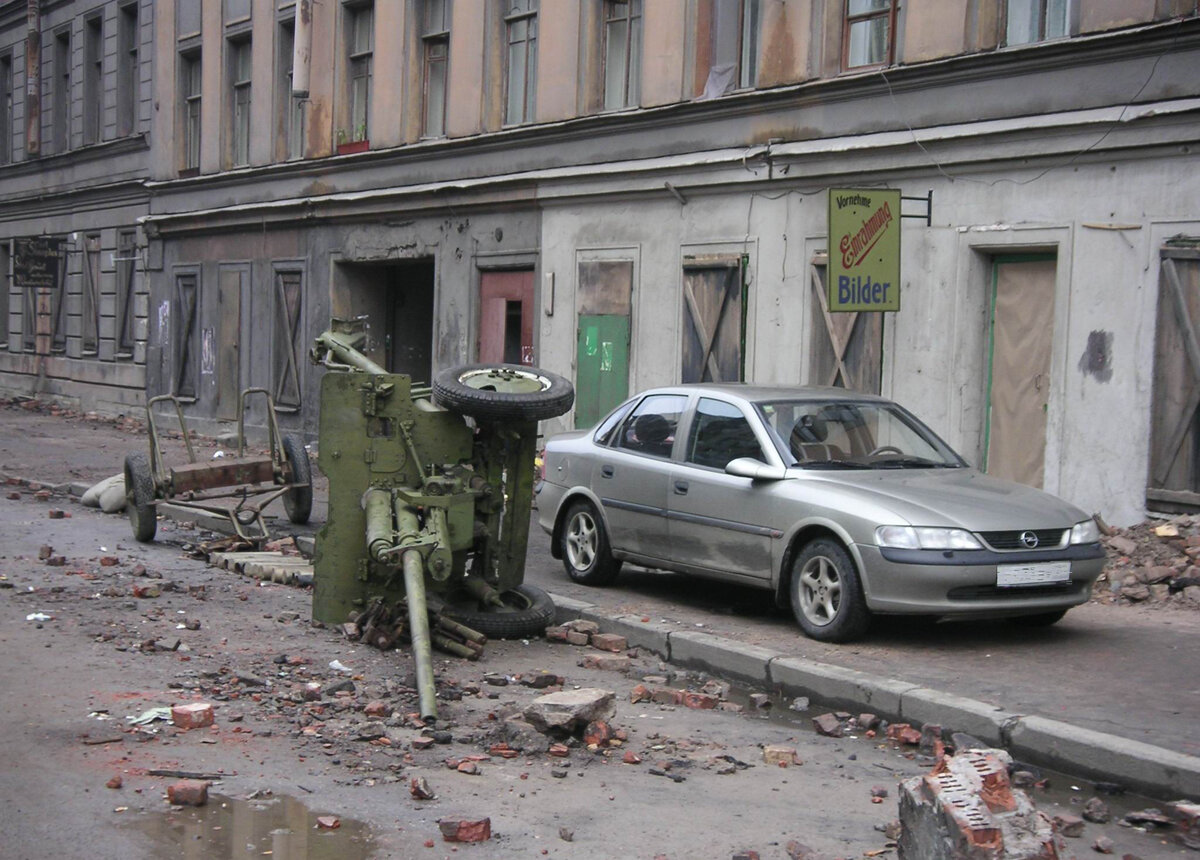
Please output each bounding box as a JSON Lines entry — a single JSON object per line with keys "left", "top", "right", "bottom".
{"left": 828, "top": 188, "right": 901, "bottom": 312}
{"left": 13, "top": 236, "right": 64, "bottom": 291}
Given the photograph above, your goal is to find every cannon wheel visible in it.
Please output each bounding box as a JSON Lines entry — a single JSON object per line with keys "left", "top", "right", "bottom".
{"left": 281, "top": 434, "right": 312, "bottom": 525}
{"left": 433, "top": 363, "right": 574, "bottom": 422}
{"left": 124, "top": 451, "right": 157, "bottom": 543}
{"left": 442, "top": 584, "right": 556, "bottom": 640}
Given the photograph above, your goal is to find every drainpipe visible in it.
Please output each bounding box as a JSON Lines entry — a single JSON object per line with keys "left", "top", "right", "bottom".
{"left": 25, "top": 0, "right": 39, "bottom": 157}
{"left": 292, "top": 0, "right": 311, "bottom": 98}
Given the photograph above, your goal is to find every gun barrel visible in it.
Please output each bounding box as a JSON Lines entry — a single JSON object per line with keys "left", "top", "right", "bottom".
{"left": 311, "top": 329, "right": 388, "bottom": 375}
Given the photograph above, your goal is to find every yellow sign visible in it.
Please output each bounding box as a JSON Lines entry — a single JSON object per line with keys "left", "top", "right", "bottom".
{"left": 827, "top": 188, "right": 901, "bottom": 312}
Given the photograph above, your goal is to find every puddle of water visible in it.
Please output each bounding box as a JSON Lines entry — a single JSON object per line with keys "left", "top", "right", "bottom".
{"left": 125, "top": 792, "right": 375, "bottom": 859}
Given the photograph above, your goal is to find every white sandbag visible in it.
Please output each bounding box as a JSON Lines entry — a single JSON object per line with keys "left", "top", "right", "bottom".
{"left": 98, "top": 480, "right": 127, "bottom": 513}
{"left": 81, "top": 473, "right": 124, "bottom": 508}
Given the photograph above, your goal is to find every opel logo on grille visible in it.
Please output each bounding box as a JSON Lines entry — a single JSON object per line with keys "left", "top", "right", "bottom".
{"left": 1020, "top": 531, "right": 1039, "bottom": 548}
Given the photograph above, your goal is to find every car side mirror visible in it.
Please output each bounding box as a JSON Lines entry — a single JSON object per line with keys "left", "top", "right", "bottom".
{"left": 725, "top": 457, "right": 787, "bottom": 481}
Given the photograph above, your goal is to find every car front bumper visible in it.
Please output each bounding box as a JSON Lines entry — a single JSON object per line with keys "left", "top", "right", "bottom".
{"left": 855, "top": 542, "right": 1106, "bottom": 617}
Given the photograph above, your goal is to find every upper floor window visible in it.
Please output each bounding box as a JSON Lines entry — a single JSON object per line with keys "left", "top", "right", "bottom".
{"left": 83, "top": 16, "right": 103, "bottom": 145}
{"left": 504, "top": 0, "right": 538, "bottom": 126}
{"left": 0, "top": 55, "right": 12, "bottom": 165}
{"left": 224, "top": 0, "right": 252, "bottom": 23}
{"left": 422, "top": 0, "right": 450, "bottom": 136}
{"left": 1006, "top": 0, "right": 1068, "bottom": 45}
{"left": 181, "top": 50, "right": 202, "bottom": 171}
{"left": 603, "top": 0, "right": 641, "bottom": 110}
{"left": 705, "top": 0, "right": 759, "bottom": 96}
{"left": 178, "top": 0, "right": 203, "bottom": 38}
{"left": 844, "top": 0, "right": 898, "bottom": 69}
{"left": 347, "top": 3, "right": 373, "bottom": 142}
{"left": 117, "top": 3, "right": 139, "bottom": 137}
{"left": 279, "top": 21, "right": 306, "bottom": 159}
{"left": 53, "top": 30, "right": 71, "bottom": 154}
{"left": 229, "top": 38, "right": 252, "bottom": 165}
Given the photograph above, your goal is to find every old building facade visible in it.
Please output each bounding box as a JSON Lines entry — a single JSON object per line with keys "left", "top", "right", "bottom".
{"left": 1, "top": 0, "right": 1199, "bottom": 527}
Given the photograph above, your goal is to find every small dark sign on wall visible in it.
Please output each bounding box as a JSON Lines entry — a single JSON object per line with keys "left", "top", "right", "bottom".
{"left": 13, "top": 236, "right": 65, "bottom": 291}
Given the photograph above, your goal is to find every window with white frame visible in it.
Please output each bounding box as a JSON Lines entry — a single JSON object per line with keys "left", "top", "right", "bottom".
{"left": 422, "top": 0, "right": 450, "bottom": 136}
{"left": 603, "top": 0, "right": 641, "bottom": 110}
{"left": 504, "top": 0, "right": 537, "bottom": 125}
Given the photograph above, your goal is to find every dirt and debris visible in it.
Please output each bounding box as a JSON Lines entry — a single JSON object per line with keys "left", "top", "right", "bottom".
{"left": 1096, "top": 512, "right": 1200, "bottom": 609}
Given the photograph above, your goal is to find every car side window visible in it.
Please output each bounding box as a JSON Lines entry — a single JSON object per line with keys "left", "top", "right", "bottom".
{"left": 594, "top": 401, "right": 635, "bottom": 446}
{"left": 616, "top": 394, "right": 687, "bottom": 458}
{"left": 686, "top": 397, "right": 766, "bottom": 469}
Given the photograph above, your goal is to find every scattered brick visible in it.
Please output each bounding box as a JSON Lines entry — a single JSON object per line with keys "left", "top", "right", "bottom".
{"left": 590, "top": 632, "right": 627, "bottom": 652}
{"left": 732, "top": 851, "right": 760, "bottom": 860}
{"left": 410, "top": 777, "right": 435, "bottom": 800}
{"left": 565, "top": 631, "right": 590, "bottom": 646}
{"left": 411, "top": 736, "right": 436, "bottom": 750}
{"left": 1092, "top": 835, "right": 1114, "bottom": 854}
{"left": 521, "top": 673, "right": 562, "bottom": 689}
{"left": 316, "top": 816, "right": 341, "bottom": 830}
{"left": 763, "top": 745, "right": 801, "bottom": 766}
{"left": 171, "top": 702, "right": 215, "bottom": 730}
{"left": 887, "top": 722, "right": 923, "bottom": 745}
{"left": 47, "top": 509, "right": 65, "bottom": 519}
{"left": 682, "top": 692, "right": 719, "bottom": 710}
{"left": 167, "top": 780, "right": 210, "bottom": 806}
{"left": 548, "top": 743, "right": 570, "bottom": 757}
{"left": 99, "top": 556, "right": 119, "bottom": 567}
{"left": 132, "top": 583, "right": 161, "bottom": 599}
{"left": 651, "top": 688, "right": 683, "bottom": 706}
{"left": 1053, "top": 813, "right": 1084, "bottom": 837}
{"left": 363, "top": 700, "right": 390, "bottom": 718}
{"left": 622, "top": 751, "right": 641, "bottom": 764}
{"left": 563, "top": 620, "right": 600, "bottom": 635}
{"left": 34, "top": 490, "right": 51, "bottom": 501}
{"left": 438, "top": 816, "right": 491, "bottom": 843}
{"left": 45, "top": 556, "right": 67, "bottom": 567}
{"left": 6, "top": 492, "right": 19, "bottom": 500}
{"left": 630, "top": 684, "right": 651, "bottom": 704}
{"left": 580, "top": 653, "right": 631, "bottom": 672}
{"left": 583, "top": 720, "right": 613, "bottom": 748}
{"left": 1083, "top": 797, "right": 1111, "bottom": 823}
{"left": 812, "top": 713, "right": 844, "bottom": 737}
{"left": 38, "top": 545, "right": 52, "bottom": 560}
{"left": 106, "top": 775, "right": 123, "bottom": 789}
{"left": 544, "top": 625, "right": 569, "bottom": 642}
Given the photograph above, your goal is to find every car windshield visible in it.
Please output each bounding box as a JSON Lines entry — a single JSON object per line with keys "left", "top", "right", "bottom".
{"left": 755, "top": 398, "right": 965, "bottom": 470}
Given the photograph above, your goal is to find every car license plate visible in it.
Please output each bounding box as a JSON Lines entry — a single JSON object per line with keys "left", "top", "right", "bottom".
{"left": 996, "top": 561, "right": 1070, "bottom": 587}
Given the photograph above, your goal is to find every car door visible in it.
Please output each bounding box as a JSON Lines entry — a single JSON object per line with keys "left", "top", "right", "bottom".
{"left": 593, "top": 393, "right": 688, "bottom": 562}
{"left": 667, "top": 396, "right": 779, "bottom": 581}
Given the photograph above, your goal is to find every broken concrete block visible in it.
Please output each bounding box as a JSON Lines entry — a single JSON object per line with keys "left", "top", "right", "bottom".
{"left": 1083, "top": 797, "right": 1111, "bottom": 823}
{"left": 1052, "top": 813, "right": 1084, "bottom": 837}
{"left": 438, "top": 816, "right": 491, "bottom": 843}
{"left": 524, "top": 688, "right": 615, "bottom": 735}
{"left": 897, "top": 749, "right": 1064, "bottom": 860}
{"left": 563, "top": 619, "right": 600, "bottom": 636}
{"left": 502, "top": 717, "right": 551, "bottom": 753}
{"left": 167, "top": 780, "right": 210, "bottom": 806}
{"left": 171, "top": 702, "right": 215, "bottom": 730}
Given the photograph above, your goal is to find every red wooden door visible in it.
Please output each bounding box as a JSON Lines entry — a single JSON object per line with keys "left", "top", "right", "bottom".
{"left": 479, "top": 270, "right": 535, "bottom": 365}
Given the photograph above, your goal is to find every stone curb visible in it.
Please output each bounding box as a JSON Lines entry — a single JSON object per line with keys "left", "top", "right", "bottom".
{"left": 548, "top": 592, "right": 1200, "bottom": 800}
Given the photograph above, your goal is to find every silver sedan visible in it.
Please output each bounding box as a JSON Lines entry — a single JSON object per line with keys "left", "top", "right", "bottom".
{"left": 536, "top": 384, "right": 1105, "bottom": 642}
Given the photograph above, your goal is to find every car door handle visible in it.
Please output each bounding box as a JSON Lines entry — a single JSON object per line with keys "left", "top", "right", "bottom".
{"left": 674, "top": 480, "right": 689, "bottom": 495}
{"left": 601, "top": 465, "right": 614, "bottom": 479}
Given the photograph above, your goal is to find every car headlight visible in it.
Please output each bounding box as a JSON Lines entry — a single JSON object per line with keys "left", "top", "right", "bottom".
{"left": 1069, "top": 518, "right": 1101, "bottom": 545}
{"left": 875, "top": 525, "right": 983, "bottom": 551}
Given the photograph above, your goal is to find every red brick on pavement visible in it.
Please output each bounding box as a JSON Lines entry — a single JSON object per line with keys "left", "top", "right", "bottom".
{"left": 171, "top": 702, "right": 215, "bottom": 730}
{"left": 438, "top": 816, "right": 491, "bottom": 842}
{"left": 590, "top": 632, "right": 627, "bottom": 652}
{"left": 887, "top": 722, "right": 922, "bottom": 745}
{"left": 167, "top": 780, "right": 210, "bottom": 806}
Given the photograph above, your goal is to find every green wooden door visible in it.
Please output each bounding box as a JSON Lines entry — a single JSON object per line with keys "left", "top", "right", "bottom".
{"left": 575, "top": 314, "right": 630, "bottom": 428}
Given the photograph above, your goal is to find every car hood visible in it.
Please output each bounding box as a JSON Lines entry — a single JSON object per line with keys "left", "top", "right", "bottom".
{"left": 797, "top": 467, "right": 1087, "bottom": 531}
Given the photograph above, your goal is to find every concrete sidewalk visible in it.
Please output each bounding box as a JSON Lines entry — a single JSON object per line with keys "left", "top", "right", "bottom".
{"left": 2, "top": 403, "right": 1198, "bottom": 800}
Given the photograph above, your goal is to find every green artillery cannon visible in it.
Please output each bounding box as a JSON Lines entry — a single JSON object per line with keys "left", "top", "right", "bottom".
{"left": 309, "top": 318, "right": 573, "bottom": 721}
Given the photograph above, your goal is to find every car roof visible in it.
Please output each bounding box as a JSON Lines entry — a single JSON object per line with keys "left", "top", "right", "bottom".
{"left": 636, "top": 383, "right": 891, "bottom": 406}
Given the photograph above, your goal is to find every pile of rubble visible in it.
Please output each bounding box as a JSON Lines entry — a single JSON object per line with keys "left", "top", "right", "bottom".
{"left": 0, "top": 395, "right": 145, "bottom": 433}
{"left": 1096, "top": 514, "right": 1200, "bottom": 609}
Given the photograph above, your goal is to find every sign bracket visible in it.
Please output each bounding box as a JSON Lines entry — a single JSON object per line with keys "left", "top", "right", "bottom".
{"left": 901, "top": 190, "right": 933, "bottom": 227}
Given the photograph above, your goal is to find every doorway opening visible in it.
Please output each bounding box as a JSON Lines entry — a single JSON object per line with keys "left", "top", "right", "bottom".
{"left": 333, "top": 258, "right": 435, "bottom": 384}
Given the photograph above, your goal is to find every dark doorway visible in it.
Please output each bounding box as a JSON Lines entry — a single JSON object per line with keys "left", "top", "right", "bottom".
{"left": 333, "top": 258, "right": 436, "bottom": 384}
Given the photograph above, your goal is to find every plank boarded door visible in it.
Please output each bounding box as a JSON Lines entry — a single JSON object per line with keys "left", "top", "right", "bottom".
{"left": 575, "top": 260, "right": 632, "bottom": 428}
{"left": 479, "top": 270, "right": 534, "bottom": 365}
{"left": 807, "top": 254, "right": 883, "bottom": 393}
{"left": 1148, "top": 246, "right": 1200, "bottom": 510}
{"left": 216, "top": 266, "right": 245, "bottom": 421}
{"left": 985, "top": 255, "right": 1056, "bottom": 488}
{"left": 682, "top": 257, "right": 744, "bottom": 383}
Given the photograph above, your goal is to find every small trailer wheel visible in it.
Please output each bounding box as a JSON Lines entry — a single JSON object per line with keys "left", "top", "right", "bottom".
{"left": 281, "top": 434, "right": 313, "bottom": 525}
{"left": 124, "top": 451, "right": 157, "bottom": 542}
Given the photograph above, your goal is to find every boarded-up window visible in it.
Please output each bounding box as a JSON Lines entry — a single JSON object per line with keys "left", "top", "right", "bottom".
{"left": 81, "top": 235, "right": 101, "bottom": 354}
{"left": 174, "top": 271, "right": 200, "bottom": 399}
{"left": 273, "top": 267, "right": 304, "bottom": 410}
{"left": 1148, "top": 246, "right": 1200, "bottom": 510}
{"left": 807, "top": 254, "right": 882, "bottom": 393}
{"left": 115, "top": 231, "right": 138, "bottom": 357}
{"left": 681, "top": 257, "right": 745, "bottom": 384}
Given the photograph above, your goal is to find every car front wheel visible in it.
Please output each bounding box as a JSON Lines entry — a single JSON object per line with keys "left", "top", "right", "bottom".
{"left": 789, "top": 538, "right": 870, "bottom": 642}
{"left": 560, "top": 501, "right": 621, "bottom": 585}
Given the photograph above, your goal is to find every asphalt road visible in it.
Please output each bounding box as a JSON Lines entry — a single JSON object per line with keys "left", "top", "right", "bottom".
{"left": 525, "top": 507, "right": 1200, "bottom": 759}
